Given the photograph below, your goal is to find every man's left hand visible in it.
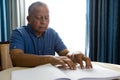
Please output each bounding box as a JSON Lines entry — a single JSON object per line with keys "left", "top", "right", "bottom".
{"left": 67, "top": 52, "right": 92, "bottom": 69}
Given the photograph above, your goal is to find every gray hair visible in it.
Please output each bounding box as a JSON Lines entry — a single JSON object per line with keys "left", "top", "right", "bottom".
{"left": 28, "top": 1, "right": 47, "bottom": 16}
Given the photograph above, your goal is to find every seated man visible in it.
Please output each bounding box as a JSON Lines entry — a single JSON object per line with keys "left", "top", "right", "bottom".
{"left": 10, "top": 1, "right": 92, "bottom": 70}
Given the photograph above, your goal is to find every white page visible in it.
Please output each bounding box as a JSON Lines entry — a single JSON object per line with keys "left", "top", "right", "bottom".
{"left": 11, "top": 64, "right": 120, "bottom": 80}
{"left": 61, "top": 64, "right": 120, "bottom": 80}
{"left": 11, "top": 64, "right": 70, "bottom": 80}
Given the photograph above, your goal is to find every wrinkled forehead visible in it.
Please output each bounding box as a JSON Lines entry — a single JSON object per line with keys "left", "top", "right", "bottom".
{"left": 29, "top": 4, "right": 49, "bottom": 16}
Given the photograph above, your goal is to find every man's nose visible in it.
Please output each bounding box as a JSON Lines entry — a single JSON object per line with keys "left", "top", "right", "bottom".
{"left": 40, "top": 18, "right": 48, "bottom": 24}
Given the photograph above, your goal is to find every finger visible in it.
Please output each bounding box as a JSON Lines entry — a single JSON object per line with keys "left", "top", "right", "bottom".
{"left": 86, "top": 63, "right": 93, "bottom": 69}
{"left": 86, "top": 64, "right": 92, "bottom": 69}
{"left": 89, "top": 64, "right": 93, "bottom": 68}
{"left": 63, "top": 59, "right": 76, "bottom": 70}
{"left": 78, "top": 60, "right": 84, "bottom": 69}
{"left": 71, "top": 54, "right": 77, "bottom": 63}
{"left": 67, "top": 54, "right": 77, "bottom": 65}
{"left": 74, "top": 54, "right": 84, "bottom": 69}
{"left": 59, "top": 60, "right": 67, "bottom": 69}
{"left": 83, "top": 57, "right": 93, "bottom": 69}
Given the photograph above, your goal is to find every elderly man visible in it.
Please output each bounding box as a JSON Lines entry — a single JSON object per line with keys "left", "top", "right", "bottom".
{"left": 10, "top": 1, "right": 92, "bottom": 70}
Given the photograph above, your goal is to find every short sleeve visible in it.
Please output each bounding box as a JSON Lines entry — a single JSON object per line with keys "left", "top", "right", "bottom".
{"left": 54, "top": 31, "right": 67, "bottom": 54}
{"left": 10, "top": 29, "right": 24, "bottom": 51}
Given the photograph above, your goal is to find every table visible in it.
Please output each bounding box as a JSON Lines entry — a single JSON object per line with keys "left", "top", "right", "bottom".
{"left": 0, "top": 62, "right": 120, "bottom": 80}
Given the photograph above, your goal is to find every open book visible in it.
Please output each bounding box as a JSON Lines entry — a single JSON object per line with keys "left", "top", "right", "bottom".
{"left": 11, "top": 63, "right": 120, "bottom": 80}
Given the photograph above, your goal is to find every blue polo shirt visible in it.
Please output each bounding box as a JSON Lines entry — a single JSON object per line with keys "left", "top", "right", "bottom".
{"left": 10, "top": 25, "right": 67, "bottom": 55}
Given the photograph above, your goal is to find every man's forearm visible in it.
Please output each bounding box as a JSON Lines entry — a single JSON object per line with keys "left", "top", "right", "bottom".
{"left": 11, "top": 53, "right": 54, "bottom": 67}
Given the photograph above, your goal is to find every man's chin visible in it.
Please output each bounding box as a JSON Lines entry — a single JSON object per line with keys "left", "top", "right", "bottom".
{"left": 36, "top": 27, "right": 48, "bottom": 33}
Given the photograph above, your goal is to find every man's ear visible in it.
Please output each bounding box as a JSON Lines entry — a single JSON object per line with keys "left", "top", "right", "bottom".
{"left": 27, "top": 16, "right": 31, "bottom": 24}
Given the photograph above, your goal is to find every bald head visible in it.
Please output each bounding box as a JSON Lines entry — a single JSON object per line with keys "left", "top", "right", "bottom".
{"left": 28, "top": 1, "right": 48, "bottom": 16}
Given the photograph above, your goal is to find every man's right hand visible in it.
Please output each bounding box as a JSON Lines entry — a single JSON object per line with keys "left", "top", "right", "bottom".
{"left": 50, "top": 56, "right": 76, "bottom": 70}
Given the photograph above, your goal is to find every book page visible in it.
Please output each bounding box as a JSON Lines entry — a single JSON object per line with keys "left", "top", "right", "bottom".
{"left": 61, "top": 64, "right": 120, "bottom": 80}
{"left": 11, "top": 63, "right": 120, "bottom": 80}
{"left": 11, "top": 64, "right": 70, "bottom": 80}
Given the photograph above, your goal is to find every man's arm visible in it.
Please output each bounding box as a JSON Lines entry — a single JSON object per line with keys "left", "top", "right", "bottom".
{"left": 10, "top": 49, "right": 77, "bottom": 70}
{"left": 10, "top": 49, "right": 66, "bottom": 67}
{"left": 10, "top": 48, "right": 92, "bottom": 69}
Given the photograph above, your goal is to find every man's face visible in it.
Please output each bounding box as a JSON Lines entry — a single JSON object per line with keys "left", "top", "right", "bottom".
{"left": 27, "top": 6, "right": 49, "bottom": 33}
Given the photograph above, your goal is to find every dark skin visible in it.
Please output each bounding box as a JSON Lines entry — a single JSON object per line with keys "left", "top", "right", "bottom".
{"left": 10, "top": 4, "right": 92, "bottom": 70}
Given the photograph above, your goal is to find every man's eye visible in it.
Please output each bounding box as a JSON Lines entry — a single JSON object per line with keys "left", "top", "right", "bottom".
{"left": 34, "top": 16, "right": 49, "bottom": 20}
{"left": 45, "top": 16, "right": 49, "bottom": 19}
{"left": 36, "top": 17, "right": 41, "bottom": 20}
